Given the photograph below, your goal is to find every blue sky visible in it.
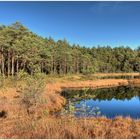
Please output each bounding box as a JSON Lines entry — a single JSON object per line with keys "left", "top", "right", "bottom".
{"left": 0, "top": 1, "right": 140, "bottom": 48}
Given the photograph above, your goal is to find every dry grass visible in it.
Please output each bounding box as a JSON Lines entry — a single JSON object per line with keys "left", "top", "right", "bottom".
{"left": 0, "top": 74, "right": 140, "bottom": 138}
{"left": 92, "top": 72, "right": 140, "bottom": 77}
{"left": 0, "top": 78, "right": 139, "bottom": 118}
{"left": 1, "top": 116, "right": 140, "bottom": 139}
{"left": 47, "top": 79, "right": 129, "bottom": 92}
{"left": 45, "top": 72, "right": 140, "bottom": 82}
{"left": 129, "top": 79, "right": 140, "bottom": 84}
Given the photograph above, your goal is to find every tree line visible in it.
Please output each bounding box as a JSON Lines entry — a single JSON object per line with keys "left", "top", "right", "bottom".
{"left": 0, "top": 22, "right": 140, "bottom": 77}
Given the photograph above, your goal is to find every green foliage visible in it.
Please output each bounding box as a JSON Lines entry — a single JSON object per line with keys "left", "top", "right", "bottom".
{"left": 0, "top": 22, "right": 140, "bottom": 76}
{"left": 16, "top": 70, "right": 29, "bottom": 81}
{"left": 0, "top": 74, "right": 4, "bottom": 88}
{"left": 19, "top": 71, "right": 46, "bottom": 116}
{"left": 61, "top": 88, "right": 101, "bottom": 118}
{"left": 77, "top": 104, "right": 101, "bottom": 117}
{"left": 61, "top": 100, "right": 76, "bottom": 116}
{"left": 89, "top": 106, "right": 101, "bottom": 117}
{"left": 76, "top": 88, "right": 101, "bottom": 118}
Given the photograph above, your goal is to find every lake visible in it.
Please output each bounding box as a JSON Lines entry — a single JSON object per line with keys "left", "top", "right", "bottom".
{"left": 61, "top": 86, "right": 140, "bottom": 119}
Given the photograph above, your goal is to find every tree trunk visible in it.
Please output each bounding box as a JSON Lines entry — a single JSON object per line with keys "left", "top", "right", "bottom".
{"left": 23, "top": 61, "right": 26, "bottom": 71}
{"left": 16, "top": 60, "right": 19, "bottom": 74}
{"left": 7, "top": 49, "right": 10, "bottom": 77}
{"left": 0, "top": 60, "right": 1, "bottom": 75}
{"left": 52, "top": 55, "right": 56, "bottom": 74}
{"left": 41, "top": 61, "right": 43, "bottom": 73}
{"left": 76, "top": 57, "right": 79, "bottom": 74}
{"left": 11, "top": 55, "right": 14, "bottom": 76}
{"left": 1, "top": 47, "right": 5, "bottom": 77}
{"left": 64, "top": 56, "right": 67, "bottom": 74}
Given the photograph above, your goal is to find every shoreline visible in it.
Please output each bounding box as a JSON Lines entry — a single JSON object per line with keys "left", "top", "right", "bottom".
{"left": 0, "top": 78, "right": 139, "bottom": 113}
{"left": 46, "top": 78, "right": 140, "bottom": 112}
{"left": 0, "top": 77, "right": 140, "bottom": 138}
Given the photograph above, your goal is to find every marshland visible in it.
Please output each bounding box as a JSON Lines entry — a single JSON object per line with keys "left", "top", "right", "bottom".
{"left": 1, "top": 1, "right": 140, "bottom": 138}
{"left": 0, "top": 73, "right": 140, "bottom": 138}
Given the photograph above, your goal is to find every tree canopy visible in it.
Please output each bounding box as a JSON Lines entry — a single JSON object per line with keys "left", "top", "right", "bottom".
{"left": 0, "top": 22, "right": 140, "bottom": 77}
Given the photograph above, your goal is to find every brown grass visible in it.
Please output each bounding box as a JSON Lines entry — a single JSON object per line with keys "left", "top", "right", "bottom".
{"left": 92, "top": 72, "right": 140, "bottom": 77}
{"left": 47, "top": 79, "right": 129, "bottom": 93}
{"left": 0, "top": 78, "right": 139, "bottom": 117}
{"left": 0, "top": 74, "right": 140, "bottom": 138}
{"left": 1, "top": 116, "right": 140, "bottom": 139}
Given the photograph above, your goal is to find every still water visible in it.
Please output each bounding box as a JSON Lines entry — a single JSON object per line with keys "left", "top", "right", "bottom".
{"left": 61, "top": 86, "right": 140, "bottom": 119}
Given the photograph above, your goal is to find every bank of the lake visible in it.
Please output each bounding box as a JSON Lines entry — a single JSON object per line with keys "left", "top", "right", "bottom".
{"left": 0, "top": 75, "right": 140, "bottom": 138}
{"left": 0, "top": 77, "right": 140, "bottom": 114}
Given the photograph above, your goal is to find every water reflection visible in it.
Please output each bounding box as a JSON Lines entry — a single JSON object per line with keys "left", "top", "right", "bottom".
{"left": 62, "top": 86, "right": 140, "bottom": 101}
{"left": 61, "top": 86, "right": 140, "bottom": 118}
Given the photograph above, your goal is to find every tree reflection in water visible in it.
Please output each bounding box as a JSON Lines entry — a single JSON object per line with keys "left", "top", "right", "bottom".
{"left": 61, "top": 86, "right": 140, "bottom": 101}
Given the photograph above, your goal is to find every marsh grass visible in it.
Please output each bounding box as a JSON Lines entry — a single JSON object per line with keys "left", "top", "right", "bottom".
{"left": 15, "top": 71, "right": 47, "bottom": 118}
{"left": 1, "top": 115, "right": 140, "bottom": 139}
{"left": 0, "top": 73, "right": 140, "bottom": 138}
